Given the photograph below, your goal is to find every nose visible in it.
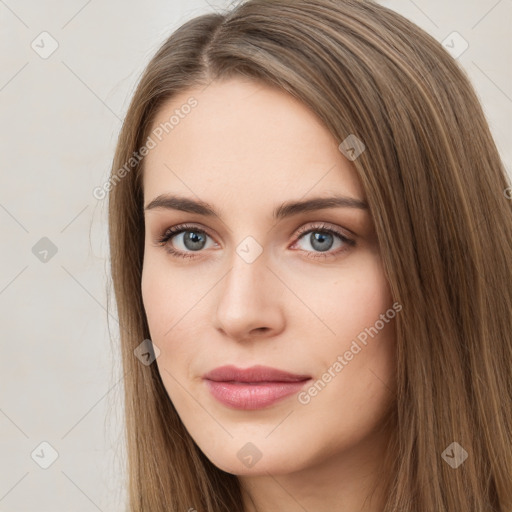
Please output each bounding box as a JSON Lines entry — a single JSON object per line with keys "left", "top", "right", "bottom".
{"left": 213, "top": 251, "right": 285, "bottom": 343}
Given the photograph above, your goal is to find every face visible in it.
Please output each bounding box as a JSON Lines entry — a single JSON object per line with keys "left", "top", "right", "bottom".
{"left": 141, "top": 77, "right": 397, "bottom": 477}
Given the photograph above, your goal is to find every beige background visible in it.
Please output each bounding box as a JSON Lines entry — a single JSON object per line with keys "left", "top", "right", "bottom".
{"left": 0, "top": 0, "right": 510, "bottom": 510}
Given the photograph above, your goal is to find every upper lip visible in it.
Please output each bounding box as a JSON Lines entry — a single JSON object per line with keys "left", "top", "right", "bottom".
{"left": 203, "top": 365, "right": 311, "bottom": 383}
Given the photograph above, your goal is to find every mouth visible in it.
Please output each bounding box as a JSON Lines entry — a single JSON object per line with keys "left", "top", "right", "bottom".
{"left": 202, "top": 365, "right": 312, "bottom": 410}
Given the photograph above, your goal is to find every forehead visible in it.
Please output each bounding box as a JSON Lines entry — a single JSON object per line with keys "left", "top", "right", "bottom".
{"left": 142, "top": 77, "right": 365, "bottom": 212}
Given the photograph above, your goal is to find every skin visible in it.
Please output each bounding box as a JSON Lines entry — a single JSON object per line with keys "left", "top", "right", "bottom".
{"left": 141, "top": 77, "right": 397, "bottom": 512}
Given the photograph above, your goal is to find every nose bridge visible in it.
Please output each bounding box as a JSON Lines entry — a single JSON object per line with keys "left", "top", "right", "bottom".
{"left": 214, "top": 240, "right": 283, "bottom": 339}
{"left": 221, "top": 244, "right": 267, "bottom": 312}
{"left": 223, "top": 230, "right": 268, "bottom": 293}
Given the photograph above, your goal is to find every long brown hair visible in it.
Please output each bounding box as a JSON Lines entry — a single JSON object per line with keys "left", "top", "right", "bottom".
{"left": 107, "top": 1, "right": 512, "bottom": 510}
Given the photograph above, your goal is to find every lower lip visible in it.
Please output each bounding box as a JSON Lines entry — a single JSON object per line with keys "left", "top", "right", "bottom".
{"left": 204, "top": 379, "right": 311, "bottom": 410}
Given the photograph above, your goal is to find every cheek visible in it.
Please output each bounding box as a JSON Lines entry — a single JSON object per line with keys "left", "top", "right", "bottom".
{"left": 287, "top": 251, "right": 393, "bottom": 344}
{"left": 141, "top": 253, "right": 193, "bottom": 336}
{"left": 141, "top": 259, "right": 207, "bottom": 370}
{"left": 141, "top": 265, "right": 193, "bottom": 405}
{"left": 294, "top": 252, "right": 397, "bottom": 401}
{"left": 339, "top": 262, "right": 393, "bottom": 341}
{"left": 141, "top": 264, "right": 166, "bottom": 335}
{"left": 332, "top": 256, "right": 396, "bottom": 384}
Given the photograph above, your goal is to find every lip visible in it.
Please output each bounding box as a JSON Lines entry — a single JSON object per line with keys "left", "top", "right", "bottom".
{"left": 203, "top": 365, "right": 312, "bottom": 410}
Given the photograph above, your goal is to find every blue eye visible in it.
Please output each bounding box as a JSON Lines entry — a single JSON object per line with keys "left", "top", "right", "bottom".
{"left": 291, "top": 223, "right": 355, "bottom": 260}
{"left": 155, "top": 222, "right": 355, "bottom": 260}
{"left": 156, "top": 224, "right": 215, "bottom": 259}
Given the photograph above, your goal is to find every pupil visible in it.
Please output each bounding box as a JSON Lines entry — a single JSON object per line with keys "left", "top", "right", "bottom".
{"left": 185, "top": 231, "right": 205, "bottom": 251}
{"left": 311, "top": 232, "right": 333, "bottom": 252}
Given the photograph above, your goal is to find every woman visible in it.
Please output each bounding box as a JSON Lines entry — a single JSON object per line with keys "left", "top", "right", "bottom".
{"left": 107, "top": 0, "right": 512, "bottom": 510}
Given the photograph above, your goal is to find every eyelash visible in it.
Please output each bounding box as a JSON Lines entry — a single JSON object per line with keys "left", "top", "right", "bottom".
{"left": 154, "top": 222, "right": 356, "bottom": 261}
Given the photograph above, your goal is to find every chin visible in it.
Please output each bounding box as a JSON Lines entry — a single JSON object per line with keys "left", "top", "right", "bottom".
{"left": 199, "top": 440, "right": 305, "bottom": 477}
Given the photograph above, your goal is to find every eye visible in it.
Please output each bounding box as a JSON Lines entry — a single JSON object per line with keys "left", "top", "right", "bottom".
{"left": 291, "top": 222, "right": 355, "bottom": 260}
{"left": 154, "top": 222, "right": 355, "bottom": 260}
{"left": 154, "top": 223, "right": 217, "bottom": 259}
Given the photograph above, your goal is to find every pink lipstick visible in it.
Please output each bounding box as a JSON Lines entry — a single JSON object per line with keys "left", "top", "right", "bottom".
{"left": 203, "top": 365, "right": 311, "bottom": 410}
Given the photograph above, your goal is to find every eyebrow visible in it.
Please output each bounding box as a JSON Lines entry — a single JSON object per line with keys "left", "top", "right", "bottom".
{"left": 144, "top": 194, "right": 368, "bottom": 220}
